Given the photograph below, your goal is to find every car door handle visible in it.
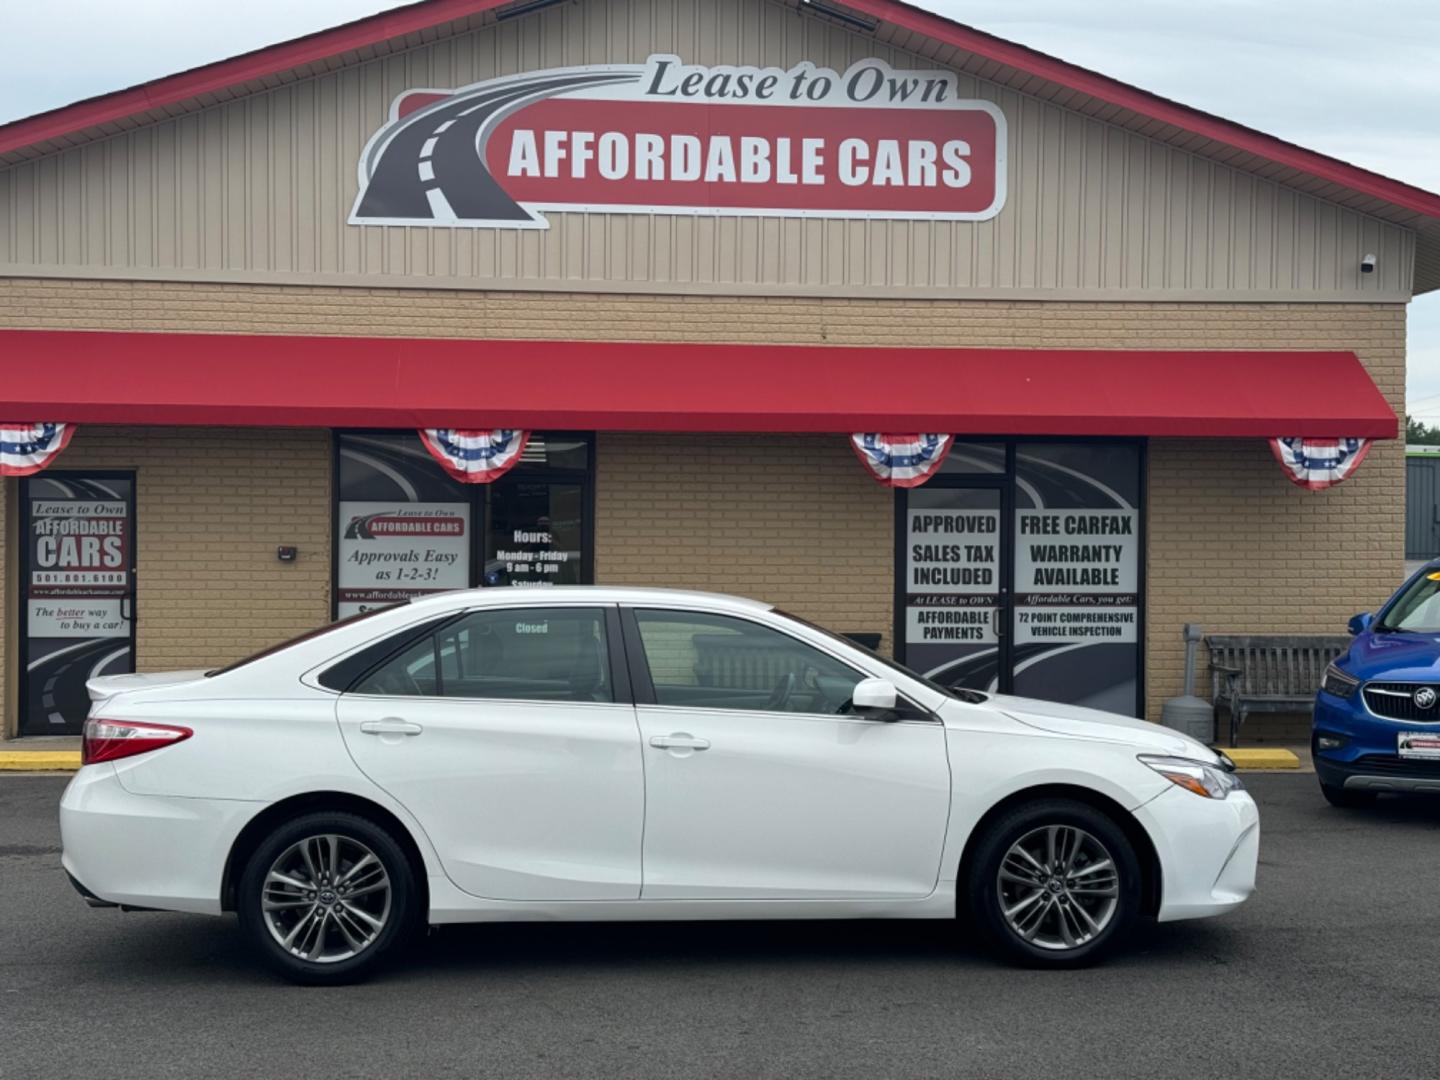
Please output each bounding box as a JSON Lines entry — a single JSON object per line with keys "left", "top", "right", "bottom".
{"left": 359, "top": 720, "right": 423, "bottom": 737}
{"left": 649, "top": 734, "right": 710, "bottom": 751}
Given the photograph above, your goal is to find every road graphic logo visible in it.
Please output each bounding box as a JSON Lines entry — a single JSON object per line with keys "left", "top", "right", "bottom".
{"left": 350, "top": 55, "right": 1006, "bottom": 229}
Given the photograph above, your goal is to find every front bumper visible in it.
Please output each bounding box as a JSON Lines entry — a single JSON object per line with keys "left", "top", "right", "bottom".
{"left": 60, "top": 763, "right": 262, "bottom": 915}
{"left": 1314, "top": 751, "right": 1440, "bottom": 794}
{"left": 1313, "top": 690, "right": 1440, "bottom": 794}
{"left": 1133, "top": 786, "right": 1259, "bottom": 922}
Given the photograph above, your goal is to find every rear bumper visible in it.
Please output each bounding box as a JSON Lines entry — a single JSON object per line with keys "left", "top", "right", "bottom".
{"left": 66, "top": 870, "right": 117, "bottom": 908}
{"left": 1134, "top": 787, "right": 1260, "bottom": 923}
{"left": 60, "top": 764, "right": 262, "bottom": 915}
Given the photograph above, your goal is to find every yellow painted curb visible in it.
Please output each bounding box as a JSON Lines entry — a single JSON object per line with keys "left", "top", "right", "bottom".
{"left": 1224, "top": 748, "right": 1300, "bottom": 770}
{"left": 0, "top": 751, "right": 81, "bottom": 772}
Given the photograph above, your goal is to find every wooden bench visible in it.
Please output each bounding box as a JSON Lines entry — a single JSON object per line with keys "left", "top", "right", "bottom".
{"left": 1205, "top": 634, "right": 1352, "bottom": 746}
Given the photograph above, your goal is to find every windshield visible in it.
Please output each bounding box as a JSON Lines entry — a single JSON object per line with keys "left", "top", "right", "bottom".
{"left": 1377, "top": 571, "right": 1440, "bottom": 633}
{"left": 773, "top": 609, "right": 988, "bottom": 703}
{"left": 206, "top": 603, "right": 406, "bottom": 676}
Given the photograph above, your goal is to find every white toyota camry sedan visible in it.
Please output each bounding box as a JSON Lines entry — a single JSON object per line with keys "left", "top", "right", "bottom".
{"left": 61, "top": 587, "right": 1258, "bottom": 983}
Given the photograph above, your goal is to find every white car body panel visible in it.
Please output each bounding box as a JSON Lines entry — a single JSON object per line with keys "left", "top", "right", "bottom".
{"left": 337, "top": 694, "right": 645, "bottom": 901}
{"left": 635, "top": 705, "right": 950, "bottom": 900}
{"left": 60, "top": 586, "right": 1258, "bottom": 931}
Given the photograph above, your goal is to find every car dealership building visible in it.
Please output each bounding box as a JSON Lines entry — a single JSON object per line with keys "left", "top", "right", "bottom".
{"left": 2, "top": 0, "right": 1437, "bottom": 740}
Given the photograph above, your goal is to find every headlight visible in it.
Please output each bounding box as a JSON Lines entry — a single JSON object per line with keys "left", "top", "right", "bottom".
{"left": 1321, "top": 663, "right": 1359, "bottom": 699}
{"left": 1139, "top": 754, "right": 1245, "bottom": 799}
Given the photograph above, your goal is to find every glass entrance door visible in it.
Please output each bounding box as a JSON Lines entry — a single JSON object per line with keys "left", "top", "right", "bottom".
{"left": 19, "top": 472, "right": 137, "bottom": 736}
{"left": 899, "top": 485, "right": 1009, "bottom": 694}
{"left": 896, "top": 441, "right": 1144, "bottom": 716}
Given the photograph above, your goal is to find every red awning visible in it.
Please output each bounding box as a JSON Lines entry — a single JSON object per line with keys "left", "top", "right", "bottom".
{"left": 0, "top": 329, "right": 1397, "bottom": 438}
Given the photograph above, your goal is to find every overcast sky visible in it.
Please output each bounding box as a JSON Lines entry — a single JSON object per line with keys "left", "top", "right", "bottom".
{"left": 3, "top": 0, "right": 1437, "bottom": 417}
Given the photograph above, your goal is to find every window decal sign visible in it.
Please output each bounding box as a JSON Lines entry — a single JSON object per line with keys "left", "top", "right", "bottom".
{"left": 1269, "top": 437, "right": 1371, "bottom": 490}
{"left": 350, "top": 55, "right": 1006, "bottom": 229}
{"left": 337, "top": 502, "right": 471, "bottom": 617}
{"left": 22, "top": 481, "right": 134, "bottom": 736}
{"left": 1, "top": 422, "right": 74, "bottom": 476}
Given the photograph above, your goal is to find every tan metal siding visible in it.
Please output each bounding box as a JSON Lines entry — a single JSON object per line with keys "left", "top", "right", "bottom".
{"left": 0, "top": 0, "right": 1416, "bottom": 300}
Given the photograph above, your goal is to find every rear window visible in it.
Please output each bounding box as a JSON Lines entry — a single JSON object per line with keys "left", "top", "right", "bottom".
{"left": 206, "top": 603, "right": 406, "bottom": 677}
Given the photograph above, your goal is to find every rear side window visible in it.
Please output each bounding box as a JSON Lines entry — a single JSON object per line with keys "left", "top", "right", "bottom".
{"left": 350, "top": 607, "right": 613, "bottom": 704}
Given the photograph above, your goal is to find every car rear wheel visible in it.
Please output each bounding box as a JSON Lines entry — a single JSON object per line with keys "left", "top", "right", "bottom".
{"left": 1320, "top": 782, "right": 1378, "bottom": 809}
{"left": 966, "top": 799, "right": 1141, "bottom": 968}
{"left": 237, "top": 811, "right": 416, "bottom": 985}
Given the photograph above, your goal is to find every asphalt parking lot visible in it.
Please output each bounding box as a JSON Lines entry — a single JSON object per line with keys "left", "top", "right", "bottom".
{"left": 3, "top": 773, "right": 1439, "bottom": 1080}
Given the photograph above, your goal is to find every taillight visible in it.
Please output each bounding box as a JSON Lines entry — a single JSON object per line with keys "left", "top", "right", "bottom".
{"left": 82, "top": 718, "right": 192, "bottom": 765}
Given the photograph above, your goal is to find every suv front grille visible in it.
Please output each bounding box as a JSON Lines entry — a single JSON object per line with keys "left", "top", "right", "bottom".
{"left": 1362, "top": 682, "right": 1440, "bottom": 723}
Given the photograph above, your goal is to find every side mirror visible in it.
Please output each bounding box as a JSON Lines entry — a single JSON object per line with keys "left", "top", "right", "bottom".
{"left": 1347, "top": 612, "right": 1374, "bottom": 636}
{"left": 852, "top": 677, "right": 899, "bottom": 719}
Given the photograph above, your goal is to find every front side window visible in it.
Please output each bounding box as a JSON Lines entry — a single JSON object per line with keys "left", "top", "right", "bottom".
{"left": 1379, "top": 572, "right": 1440, "bottom": 633}
{"left": 353, "top": 607, "right": 613, "bottom": 703}
{"left": 634, "top": 610, "right": 865, "bottom": 715}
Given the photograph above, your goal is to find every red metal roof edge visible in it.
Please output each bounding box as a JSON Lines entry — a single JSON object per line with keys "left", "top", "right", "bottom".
{"left": 0, "top": 0, "right": 511, "bottom": 157}
{"left": 0, "top": 0, "right": 1436, "bottom": 222}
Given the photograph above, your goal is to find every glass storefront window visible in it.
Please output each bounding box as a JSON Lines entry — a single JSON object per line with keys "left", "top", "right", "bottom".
{"left": 937, "top": 442, "right": 1006, "bottom": 475}
{"left": 335, "top": 432, "right": 593, "bottom": 616}
{"left": 484, "top": 481, "right": 587, "bottom": 587}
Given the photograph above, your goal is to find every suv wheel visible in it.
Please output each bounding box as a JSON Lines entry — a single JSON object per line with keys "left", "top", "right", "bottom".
{"left": 966, "top": 798, "right": 1141, "bottom": 968}
{"left": 237, "top": 811, "right": 416, "bottom": 985}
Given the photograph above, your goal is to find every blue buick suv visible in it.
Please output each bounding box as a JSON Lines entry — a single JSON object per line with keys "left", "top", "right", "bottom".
{"left": 1314, "top": 562, "right": 1440, "bottom": 807}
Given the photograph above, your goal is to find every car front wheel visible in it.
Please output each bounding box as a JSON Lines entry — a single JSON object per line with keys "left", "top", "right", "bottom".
{"left": 966, "top": 798, "right": 1142, "bottom": 968}
{"left": 237, "top": 811, "right": 417, "bottom": 985}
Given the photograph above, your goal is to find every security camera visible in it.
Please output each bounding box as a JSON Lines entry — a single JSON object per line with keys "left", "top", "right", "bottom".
{"left": 1361, "top": 253, "right": 1377, "bottom": 274}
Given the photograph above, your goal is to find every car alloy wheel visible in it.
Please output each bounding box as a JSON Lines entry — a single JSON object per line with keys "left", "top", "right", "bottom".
{"left": 237, "top": 810, "right": 415, "bottom": 984}
{"left": 261, "top": 833, "right": 393, "bottom": 963}
{"left": 967, "top": 798, "right": 1141, "bottom": 968}
{"left": 996, "top": 825, "right": 1120, "bottom": 951}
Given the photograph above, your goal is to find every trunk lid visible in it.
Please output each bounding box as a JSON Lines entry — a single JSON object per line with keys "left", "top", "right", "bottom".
{"left": 86, "top": 669, "right": 210, "bottom": 704}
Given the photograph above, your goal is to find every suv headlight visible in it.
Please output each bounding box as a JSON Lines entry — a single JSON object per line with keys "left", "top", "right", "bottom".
{"left": 1139, "top": 755, "right": 1245, "bottom": 799}
{"left": 1321, "top": 663, "right": 1359, "bottom": 699}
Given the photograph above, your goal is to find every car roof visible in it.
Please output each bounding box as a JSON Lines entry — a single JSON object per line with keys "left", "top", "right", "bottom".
{"left": 403, "top": 586, "right": 774, "bottom": 614}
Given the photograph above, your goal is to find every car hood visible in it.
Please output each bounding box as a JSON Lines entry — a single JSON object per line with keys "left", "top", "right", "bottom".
{"left": 1341, "top": 631, "right": 1440, "bottom": 682}
{"left": 86, "top": 669, "right": 210, "bottom": 704}
{"left": 988, "top": 693, "right": 1221, "bottom": 761}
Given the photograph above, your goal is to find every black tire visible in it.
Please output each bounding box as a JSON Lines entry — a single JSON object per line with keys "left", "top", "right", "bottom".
{"left": 237, "top": 810, "right": 417, "bottom": 985}
{"left": 965, "top": 798, "right": 1142, "bottom": 968}
{"left": 1320, "top": 782, "right": 1378, "bottom": 809}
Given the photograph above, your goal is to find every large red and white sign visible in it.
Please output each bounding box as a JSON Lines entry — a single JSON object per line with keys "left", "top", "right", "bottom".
{"left": 351, "top": 55, "right": 1006, "bottom": 229}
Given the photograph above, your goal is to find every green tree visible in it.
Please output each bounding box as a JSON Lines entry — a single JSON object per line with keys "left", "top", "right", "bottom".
{"left": 1407, "top": 414, "right": 1440, "bottom": 445}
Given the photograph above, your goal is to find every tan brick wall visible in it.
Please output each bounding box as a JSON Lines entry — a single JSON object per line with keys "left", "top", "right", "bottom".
{"left": 596, "top": 434, "right": 893, "bottom": 645}
{"left": 0, "top": 279, "right": 1406, "bottom": 734}
{"left": 2, "top": 428, "right": 331, "bottom": 733}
